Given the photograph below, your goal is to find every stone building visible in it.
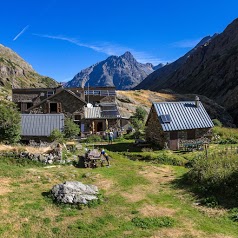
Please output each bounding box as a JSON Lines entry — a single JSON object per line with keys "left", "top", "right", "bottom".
{"left": 146, "top": 97, "right": 214, "bottom": 150}
{"left": 12, "top": 86, "right": 125, "bottom": 137}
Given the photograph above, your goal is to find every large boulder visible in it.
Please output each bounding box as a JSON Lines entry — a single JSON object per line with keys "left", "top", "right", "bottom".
{"left": 51, "top": 181, "right": 99, "bottom": 205}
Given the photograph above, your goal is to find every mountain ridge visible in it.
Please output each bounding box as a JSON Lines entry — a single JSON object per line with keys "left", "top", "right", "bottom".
{"left": 135, "top": 18, "right": 238, "bottom": 124}
{"left": 0, "top": 44, "right": 58, "bottom": 100}
{"left": 66, "top": 51, "right": 163, "bottom": 90}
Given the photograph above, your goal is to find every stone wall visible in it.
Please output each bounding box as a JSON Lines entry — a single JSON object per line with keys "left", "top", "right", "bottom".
{"left": 29, "top": 90, "right": 86, "bottom": 117}
{"left": 145, "top": 106, "right": 166, "bottom": 149}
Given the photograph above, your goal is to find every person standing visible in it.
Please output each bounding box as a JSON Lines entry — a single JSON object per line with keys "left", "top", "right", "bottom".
{"left": 109, "top": 130, "right": 114, "bottom": 144}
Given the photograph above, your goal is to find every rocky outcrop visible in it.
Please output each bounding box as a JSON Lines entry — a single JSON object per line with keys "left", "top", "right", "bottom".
{"left": 66, "top": 51, "right": 163, "bottom": 90}
{"left": 51, "top": 181, "right": 99, "bottom": 204}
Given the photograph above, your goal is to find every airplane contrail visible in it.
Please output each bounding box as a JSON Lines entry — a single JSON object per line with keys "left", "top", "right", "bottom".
{"left": 13, "top": 25, "right": 30, "bottom": 41}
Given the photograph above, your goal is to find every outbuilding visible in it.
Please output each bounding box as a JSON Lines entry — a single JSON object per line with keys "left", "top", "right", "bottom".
{"left": 145, "top": 97, "right": 214, "bottom": 150}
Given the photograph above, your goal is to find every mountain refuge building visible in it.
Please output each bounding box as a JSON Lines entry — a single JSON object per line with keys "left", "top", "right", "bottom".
{"left": 145, "top": 96, "right": 214, "bottom": 150}
{"left": 12, "top": 86, "right": 128, "bottom": 140}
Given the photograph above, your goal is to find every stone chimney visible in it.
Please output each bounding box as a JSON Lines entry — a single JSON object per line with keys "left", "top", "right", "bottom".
{"left": 195, "top": 96, "right": 200, "bottom": 107}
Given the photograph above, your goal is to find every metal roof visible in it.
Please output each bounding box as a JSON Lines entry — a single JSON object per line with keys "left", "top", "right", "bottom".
{"left": 153, "top": 101, "right": 214, "bottom": 132}
{"left": 84, "top": 106, "right": 121, "bottom": 119}
{"left": 21, "top": 114, "right": 64, "bottom": 136}
{"left": 84, "top": 107, "right": 101, "bottom": 119}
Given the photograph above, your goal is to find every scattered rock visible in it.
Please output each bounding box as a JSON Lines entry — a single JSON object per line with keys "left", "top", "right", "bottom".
{"left": 51, "top": 181, "right": 99, "bottom": 205}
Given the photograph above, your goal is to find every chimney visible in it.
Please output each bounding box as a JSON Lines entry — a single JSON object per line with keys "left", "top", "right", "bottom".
{"left": 195, "top": 96, "right": 200, "bottom": 107}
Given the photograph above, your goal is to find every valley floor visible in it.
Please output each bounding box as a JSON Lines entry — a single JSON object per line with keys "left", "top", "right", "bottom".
{"left": 0, "top": 142, "right": 238, "bottom": 238}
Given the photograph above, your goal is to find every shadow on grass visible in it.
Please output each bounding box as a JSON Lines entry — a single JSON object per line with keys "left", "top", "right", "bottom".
{"left": 72, "top": 156, "right": 85, "bottom": 168}
{"left": 98, "top": 142, "right": 144, "bottom": 152}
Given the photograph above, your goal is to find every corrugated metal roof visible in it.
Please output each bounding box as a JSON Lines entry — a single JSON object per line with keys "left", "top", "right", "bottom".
{"left": 21, "top": 114, "right": 64, "bottom": 136}
{"left": 84, "top": 107, "right": 101, "bottom": 119}
{"left": 153, "top": 101, "right": 214, "bottom": 131}
{"left": 84, "top": 106, "right": 121, "bottom": 119}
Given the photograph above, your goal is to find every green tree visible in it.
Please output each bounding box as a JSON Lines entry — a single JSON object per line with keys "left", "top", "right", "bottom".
{"left": 133, "top": 106, "right": 147, "bottom": 122}
{"left": 130, "top": 106, "right": 147, "bottom": 138}
{"left": 64, "top": 118, "right": 80, "bottom": 139}
{"left": 0, "top": 101, "right": 21, "bottom": 144}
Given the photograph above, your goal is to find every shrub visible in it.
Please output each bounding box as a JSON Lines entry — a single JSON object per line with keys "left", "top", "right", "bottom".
{"left": 212, "top": 119, "right": 223, "bottom": 127}
{"left": 229, "top": 208, "right": 238, "bottom": 222}
{"left": 185, "top": 151, "right": 238, "bottom": 205}
{"left": 50, "top": 129, "right": 65, "bottom": 143}
{"left": 0, "top": 101, "right": 21, "bottom": 144}
{"left": 64, "top": 118, "right": 80, "bottom": 139}
{"left": 200, "top": 196, "right": 219, "bottom": 208}
{"left": 85, "top": 135, "right": 102, "bottom": 143}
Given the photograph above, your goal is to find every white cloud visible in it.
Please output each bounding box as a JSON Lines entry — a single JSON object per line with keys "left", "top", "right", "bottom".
{"left": 171, "top": 38, "right": 202, "bottom": 48}
{"left": 33, "top": 34, "right": 164, "bottom": 65}
{"left": 13, "top": 25, "right": 30, "bottom": 41}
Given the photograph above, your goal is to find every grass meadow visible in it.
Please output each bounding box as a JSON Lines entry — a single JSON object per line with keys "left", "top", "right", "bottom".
{"left": 0, "top": 126, "right": 238, "bottom": 237}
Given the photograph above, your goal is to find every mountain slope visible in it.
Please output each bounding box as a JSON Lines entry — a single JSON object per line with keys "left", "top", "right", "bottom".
{"left": 136, "top": 18, "right": 238, "bottom": 123}
{"left": 116, "top": 90, "right": 234, "bottom": 127}
{"left": 0, "top": 44, "right": 58, "bottom": 99}
{"left": 66, "top": 52, "right": 162, "bottom": 90}
{"left": 135, "top": 35, "right": 216, "bottom": 90}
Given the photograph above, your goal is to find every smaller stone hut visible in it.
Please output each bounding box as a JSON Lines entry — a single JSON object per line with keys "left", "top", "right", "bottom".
{"left": 145, "top": 97, "right": 214, "bottom": 150}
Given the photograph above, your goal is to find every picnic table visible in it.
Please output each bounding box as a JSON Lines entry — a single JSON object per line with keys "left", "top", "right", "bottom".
{"left": 84, "top": 149, "right": 104, "bottom": 168}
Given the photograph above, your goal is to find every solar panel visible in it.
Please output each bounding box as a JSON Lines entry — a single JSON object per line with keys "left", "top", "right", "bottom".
{"left": 160, "top": 114, "right": 172, "bottom": 123}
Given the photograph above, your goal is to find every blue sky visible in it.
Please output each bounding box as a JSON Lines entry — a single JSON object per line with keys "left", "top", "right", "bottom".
{"left": 1, "top": 0, "right": 238, "bottom": 82}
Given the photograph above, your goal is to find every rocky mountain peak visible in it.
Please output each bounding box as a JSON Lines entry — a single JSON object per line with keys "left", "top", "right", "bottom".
{"left": 66, "top": 52, "right": 156, "bottom": 90}
{"left": 121, "top": 51, "right": 135, "bottom": 61}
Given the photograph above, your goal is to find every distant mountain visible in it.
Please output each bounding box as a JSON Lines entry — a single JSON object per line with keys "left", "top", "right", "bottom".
{"left": 0, "top": 44, "right": 58, "bottom": 99}
{"left": 136, "top": 18, "right": 238, "bottom": 124}
{"left": 135, "top": 35, "right": 216, "bottom": 90}
{"left": 66, "top": 52, "right": 163, "bottom": 90}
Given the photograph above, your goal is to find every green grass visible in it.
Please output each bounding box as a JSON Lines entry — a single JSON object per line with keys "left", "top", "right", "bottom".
{"left": 1, "top": 138, "right": 238, "bottom": 237}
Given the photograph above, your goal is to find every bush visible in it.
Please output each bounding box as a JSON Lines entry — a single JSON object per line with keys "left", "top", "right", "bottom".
{"left": 64, "top": 118, "right": 80, "bottom": 139}
{"left": 50, "top": 129, "right": 65, "bottom": 143}
{"left": 0, "top": 101, "right": 21, "bottom": 144}
{"left": 85, "top": 135, "right": 102, "bottom": 143}
{"left": 185, "top": 151, "right": 238, "bottom": 205}
{"left": 200, "top": 196, "right": 219, "bottom": 208}
{"left": 229, "top": 208, "right": 238, "bottom": 222}
{"left": 212, "top": 119, "right": 222, "bottom": 127}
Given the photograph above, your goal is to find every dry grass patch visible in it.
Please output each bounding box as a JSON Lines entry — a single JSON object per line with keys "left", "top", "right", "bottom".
{"left": 139, "top": 204, "right": 177, "bottom": 217}
{"left": 0, "top": 144, "right": 52, "bottom": 154}
{"left": 138, "top": 165, "right": 175, "bottom": 184}
{"left": 0, "top": 178, "right": 12, "bottom": 195}
{"left": 92, "top": 174, "right": 114, "bottom": 192}
{"left": 194, "top": 205, "right": 227, "bottom": 218}
{"left": 121, "top": 185, "right": 149, "bottom": 202}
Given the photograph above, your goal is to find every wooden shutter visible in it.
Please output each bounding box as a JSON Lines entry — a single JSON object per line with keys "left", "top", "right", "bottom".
{"left": 57, "top": 103, "right": 62, "bottom": 113}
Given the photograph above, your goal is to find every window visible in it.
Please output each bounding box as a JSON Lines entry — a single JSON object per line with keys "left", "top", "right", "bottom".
{"left": 47, "top": 91, "right": 54, "bottom": 97}
{"left": 50, "top": 103, "right": 57, "bottom": 113}
{"left": 74, "top": 114, "right": 81, "bottom": 121}
{"left": 48, "top": 102, "right": 62, "bottom": 113}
